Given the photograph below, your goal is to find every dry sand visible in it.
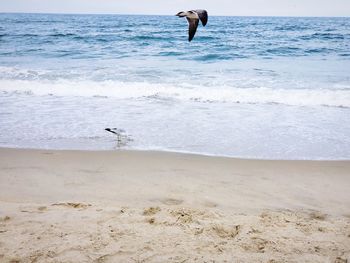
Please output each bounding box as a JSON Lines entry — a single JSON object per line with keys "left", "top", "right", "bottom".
{"left": 0, "top": 147, "right": 349, "bottom": 262}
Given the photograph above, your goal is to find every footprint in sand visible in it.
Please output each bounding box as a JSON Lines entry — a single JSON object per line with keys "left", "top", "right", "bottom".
{"left": 37, "top": 206, "right": 47, "bottom": 212}
{"left": 171, "top": 208, "right": 194, "bottom": 224}
{"left": 51, "top": 202, "right": 91, "bottom": 209}
{"left": 202, "top": 200, "right": 218, "bottom": 208}
{"left": 309, "top": 210, "right": 327, "bottom": 221}
{"left": 0, "top": 216, "right": 10, "bottom": 233}
{"left": 18, "top": 206, "right": 48, "bottom": 214}
{"left": 334, "top": 257, "right": 348, "bottom": 263}
{"left": 143, "top": 206, "right": 161, "bottom": 216}
{"left": 160, "top": 198, "right": 183, "bottom": 206}
{"left": 0, "top": 216, "right": 10, "bottom": 222}
{"left": 211, "top": 224, "right": 241, "bottom": 239}
{"left": 242, "top": 236, "right": 270, "bottom": 253}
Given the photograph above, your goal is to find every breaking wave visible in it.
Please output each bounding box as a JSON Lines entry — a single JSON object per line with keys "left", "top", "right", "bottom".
{"left": 1, "top": 79, "right": 349, "bottom": 108}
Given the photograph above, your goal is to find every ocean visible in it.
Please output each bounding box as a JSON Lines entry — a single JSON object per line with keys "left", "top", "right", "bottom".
{"left": 0, "top": 13, "right": 350, "bottom": 159}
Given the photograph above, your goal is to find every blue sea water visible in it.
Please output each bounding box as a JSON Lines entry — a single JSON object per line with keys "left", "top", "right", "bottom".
{"left": 0, "top": 13, "right": 350, "bottom": 159}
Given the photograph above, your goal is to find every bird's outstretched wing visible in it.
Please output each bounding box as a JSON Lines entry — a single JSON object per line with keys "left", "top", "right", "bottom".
{"left": 187, "top": 17, "right": 199, "bottom": 42}
{"left": 194, "top": 9, "right": 208, "bottom": 26}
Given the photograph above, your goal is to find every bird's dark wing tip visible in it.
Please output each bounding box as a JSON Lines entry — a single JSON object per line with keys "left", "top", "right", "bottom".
{"left": 195, "top": 10, "right": 208, "bottom": 26}
{"left": 187, "top": 18, "right": 199, "bottom": 42}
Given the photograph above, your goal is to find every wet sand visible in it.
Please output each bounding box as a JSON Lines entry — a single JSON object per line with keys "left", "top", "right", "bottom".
{"left": 0, "top": 148, "right": 349, "bottom": 262}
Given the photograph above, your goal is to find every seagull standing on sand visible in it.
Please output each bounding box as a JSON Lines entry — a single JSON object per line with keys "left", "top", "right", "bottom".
{"left": 176, "top": 10, "right": 208, "bottom": 42}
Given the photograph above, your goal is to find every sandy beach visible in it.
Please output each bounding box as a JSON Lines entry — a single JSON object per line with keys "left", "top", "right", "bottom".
{"left": 0, "top": 147, "right": 349, "bottom": 262}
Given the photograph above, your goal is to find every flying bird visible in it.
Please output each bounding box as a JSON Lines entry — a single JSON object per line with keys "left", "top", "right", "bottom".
{"left": 176, "top": 10, "right": 208, "bottom": 41}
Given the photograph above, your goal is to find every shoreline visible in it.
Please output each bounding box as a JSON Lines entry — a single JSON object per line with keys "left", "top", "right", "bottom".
{"left": 1, "top": 147, "right": 349, "bottom": 262}
{"left": 1, "top": 146, "right": 350, "bottom": 162}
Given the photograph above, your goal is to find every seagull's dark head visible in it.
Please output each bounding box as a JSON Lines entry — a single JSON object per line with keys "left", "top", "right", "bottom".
{"left": 176, "top": 11, "right": 186, "bottom": 17}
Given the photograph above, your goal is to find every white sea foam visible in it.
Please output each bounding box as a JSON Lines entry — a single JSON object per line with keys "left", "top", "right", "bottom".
{"left": 1, "top": 79, "right": 349, "bottom": 108}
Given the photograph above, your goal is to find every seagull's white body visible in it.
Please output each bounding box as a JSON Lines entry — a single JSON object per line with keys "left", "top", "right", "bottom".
{"left": 176, "top": 10, "right": 208, "bottom": 42}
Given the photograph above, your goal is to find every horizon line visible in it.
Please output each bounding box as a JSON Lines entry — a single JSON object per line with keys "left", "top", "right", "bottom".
{"left": 0, "top": 11, "right": 349, "bottom": 18}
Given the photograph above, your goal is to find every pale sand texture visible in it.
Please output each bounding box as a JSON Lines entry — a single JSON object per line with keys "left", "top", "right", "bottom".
{"left": 0, "top": 148, "right": 349, "bottom": 262}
